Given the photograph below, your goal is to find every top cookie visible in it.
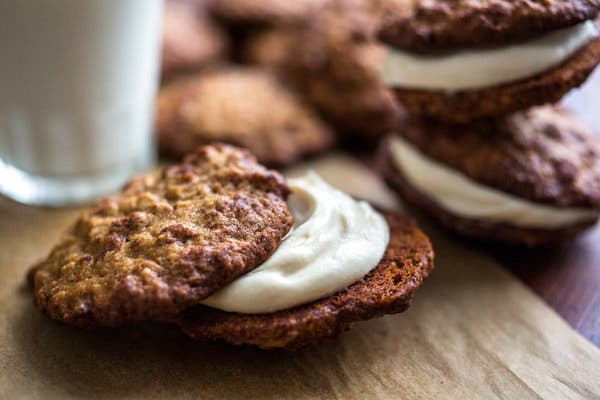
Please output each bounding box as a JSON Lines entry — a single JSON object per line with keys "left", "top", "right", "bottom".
{"left": 397, "top": 106, "right": 600, "bottom": 208}
{"left": 379, "top": 0, "right": 600, "bottom": 52}
{"left": 31, "top": 144, "right": 293, "bottom": 327}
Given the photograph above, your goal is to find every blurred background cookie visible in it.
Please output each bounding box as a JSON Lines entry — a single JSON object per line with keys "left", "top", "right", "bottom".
{"left": 156, "top": 68, "right": 335, "bottom": 167}
{"left": 161, "top": 0, "right": 229, "bottom": 80}
{"left": 378, "top": 1, "right": 600, "bottom": 122}
{"left": 382, "top": 105, "right": 600, "bottom": 246}
{"left": 208, "top": 0, "right": 325, "bottom": 27}
{"left": 240, "top": 26, "right": 299, "bottom": 70}
{"left": 283, "top": 0, "right": 406, "bottom": 142}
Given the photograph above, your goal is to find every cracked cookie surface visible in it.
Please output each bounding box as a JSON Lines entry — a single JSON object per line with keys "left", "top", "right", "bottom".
{"left": 378, "top": 0, "right": 600, "bottom": 53}
{"left": 31, "top": 144, "right": 293, "bottom": 327}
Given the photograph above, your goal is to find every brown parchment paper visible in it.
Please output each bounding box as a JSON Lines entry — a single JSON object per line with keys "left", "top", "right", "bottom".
{"left": 1, "top": 154, "right": 599, "bottom": 400}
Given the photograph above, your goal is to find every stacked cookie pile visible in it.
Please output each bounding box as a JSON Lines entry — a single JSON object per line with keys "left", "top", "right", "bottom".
{"left": 377, "top": 0, "right": 600, "bottom": 246}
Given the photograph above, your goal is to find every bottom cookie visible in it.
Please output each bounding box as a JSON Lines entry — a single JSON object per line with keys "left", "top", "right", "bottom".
{"left": 179, "top": 211, "right": 434, "bottom": 349}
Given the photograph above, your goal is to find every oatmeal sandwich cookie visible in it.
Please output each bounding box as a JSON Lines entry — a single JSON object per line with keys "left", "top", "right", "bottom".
{"left": 179, "top": 173, "right": 434, "bottom": 349}
{"left": 381, "top": 106, "right": 600, "bottom": 246}
{"left": 377, "top": 0, "right": 600, "bottom": 122}
{"left": 30, "top": 144, "right": 293, "bottom": 327}
{"left": 156, "top": 68, "right": 334, "bottom": 167}
{"left": 29, "top": 157, "right": 434, "bottom": 348}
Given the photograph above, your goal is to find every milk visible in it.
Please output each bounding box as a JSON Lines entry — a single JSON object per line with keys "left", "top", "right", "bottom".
{"left": 0, "top": 0, "right": 163, "bottom": 205}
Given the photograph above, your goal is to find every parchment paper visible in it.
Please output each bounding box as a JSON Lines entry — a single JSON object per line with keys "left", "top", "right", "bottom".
{"left": 1, "top": 155, "right": 599, "bottom": 399}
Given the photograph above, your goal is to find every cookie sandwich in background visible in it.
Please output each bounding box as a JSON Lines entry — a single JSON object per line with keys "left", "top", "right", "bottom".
{"left": 377, "top": 0, "right": 600, "bottom": 122}
{"left": 380, "top": 106, "right": 600, "bottom": 246}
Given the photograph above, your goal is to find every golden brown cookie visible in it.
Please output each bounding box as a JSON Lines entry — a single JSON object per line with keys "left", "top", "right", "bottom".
{"left": 378, "top": 0, "right": 600, "bottom": 53}
{"left": 286, "top": 0, "right": 406, "bottom": 141}
{"left": 156, "top": 68, "right": 335, "bottom": 167}
{"left": 390, "top": 33, "right": 600, "bottom": 123}
{"left": 179, "top": 210, "right": 434, "bottom": 349}
{"left": 31, "top": 144, "right": 293, "bottom": 327}
{"left": 381, "top": 106, "right": 600, "bottom": 246}
{"left": 161, "top": 0, "right": 228, "bottom": 79}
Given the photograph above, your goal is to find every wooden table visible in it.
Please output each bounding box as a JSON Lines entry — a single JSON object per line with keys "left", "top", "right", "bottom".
{"left": 490, "top": 227, "right": 600, "bottom": 347}
{"left": 506, "top": 68, "right": 600, "bottom": 347}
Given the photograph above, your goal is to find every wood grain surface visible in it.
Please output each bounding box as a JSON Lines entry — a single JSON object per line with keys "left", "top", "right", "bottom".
{"left": 489, "top": 227, "right": 600, "bottom": 347}
{"left": 504, "top": 67, "right": 600, "bottom": 347}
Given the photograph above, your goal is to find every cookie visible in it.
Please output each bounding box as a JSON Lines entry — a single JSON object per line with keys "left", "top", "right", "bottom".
{"left": 390, "top": 32, "right": 600, "bottom": 123}
{"left": 381, "top": 106, "right": 600, "bottom": 246}
{"left": 208, "top": 0, "right": 325, "bottom": 26}
{"left": 286, "top": 0, "right": 406, "bottom": 140}
{"left": 241, "top": 27, "right": 299, "bottom": 69}
{"left": 377, "top": 0, "right": 600, "bottom": 123}
{"left": 161, "top": 0, "right": 228, "bottom": 79}
{"left": 179, "top": 211, "right": 434, "bottom": 350}
{"left": 378, "top": 0, "right": 600, "bottom": 53}
{"left": 31, "top": 144, "right": 293, "bottom": 327}
{"left": 156, "top": 68, "right": 334, "bottom": 167}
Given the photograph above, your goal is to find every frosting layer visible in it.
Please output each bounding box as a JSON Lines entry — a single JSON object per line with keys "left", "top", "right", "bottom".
{"left": 380, "top": 20, "right": 598, "bottom": 90}
{"left": 390, "top": 136, "right": 599, "bottom": 228}
{"left": 201, "top": 172, "right": 390, "bottom": 313}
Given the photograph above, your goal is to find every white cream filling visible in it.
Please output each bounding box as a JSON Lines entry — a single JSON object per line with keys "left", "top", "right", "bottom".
{"left": 201, "top": 172, "right": 390, "bottom": 314}
{"left": 390, "top": 136, "right": 599, "bottom": 229}
{"left": 380, "top": 20, "right": 598, "bottom": 90}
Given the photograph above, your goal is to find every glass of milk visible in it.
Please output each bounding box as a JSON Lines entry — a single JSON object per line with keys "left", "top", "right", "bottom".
{"left": 0, "top": 0, "right": 163, "bottom": 206}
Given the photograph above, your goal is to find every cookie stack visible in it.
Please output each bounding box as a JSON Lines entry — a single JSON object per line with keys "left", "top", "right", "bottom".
{"left": 377, "top": 0, "right": 600, "bottom": 246}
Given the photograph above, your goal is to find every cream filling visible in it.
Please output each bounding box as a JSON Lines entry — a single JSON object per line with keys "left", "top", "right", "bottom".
{"left": 390, "top": 137, "right": 599, "bottom": 229}
{"left": 201, "top": 172, "right": 390, "bottom": 314}
{"left": 380, "top": 20, "right": 598, "bottom": 91}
